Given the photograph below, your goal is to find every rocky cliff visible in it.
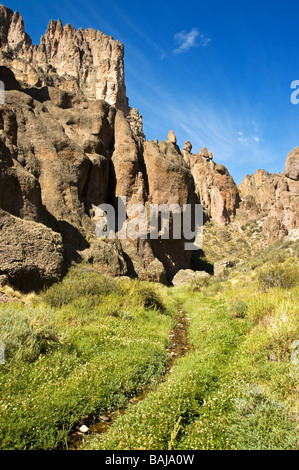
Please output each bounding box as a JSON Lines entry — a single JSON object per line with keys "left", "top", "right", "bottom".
{"left": 237, "top": 148, "right": 299, "bottom": 244}
{"left": 0, "top": 5, "right": 298, "bottom": 291}
{"left": 0, "top": 5, "right": 144, "bottom": 140}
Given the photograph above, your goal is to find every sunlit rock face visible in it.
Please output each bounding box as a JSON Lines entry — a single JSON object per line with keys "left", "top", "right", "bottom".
{"left": 237, "top": 153, "right": 299, "bottom": 243}
{"left": 1, "top": 4, "right": 296, "bottom": 289}
{"left": 0, "top": 5, "right": 127, "bottom": 109}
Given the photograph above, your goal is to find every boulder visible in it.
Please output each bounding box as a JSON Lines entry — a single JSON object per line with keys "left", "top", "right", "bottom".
{"left": 214, "top": 259, "right": 235, "bottom": 276}
{"left": 0, "top": 209, "right": 66, "bottom": 292}
{"left": 284, "top": 147, "right": 299, "bottom": 181}
{"left": 172, "top": 269, "right": 210, "bottom": 286}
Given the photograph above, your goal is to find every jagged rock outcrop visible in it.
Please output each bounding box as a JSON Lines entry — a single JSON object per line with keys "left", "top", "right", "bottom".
{"left": 188, "top": 152, "right": 240, "bottom": 225}
{"left": 285, "top": 147, "right": 299, "bottom": 181}
{"left": 1, "top": 4, "right": 296, "bottom": 290}
{"left": 0, "top": 5, "right": 126, "bottom": 107}
{"left": 167, "top": 130, "right": 177, "bottom": 145}
{"left": 0, "top": 4, "right": 144, "bottom": 141}
{"left": 143, "top": 140, "right": 197, "bottom": 277}
{"left": 237, "top": 153, "right": 299, "bottom": 243}
{"left": 0, "top": 4, "right": 200, "bottom": 288}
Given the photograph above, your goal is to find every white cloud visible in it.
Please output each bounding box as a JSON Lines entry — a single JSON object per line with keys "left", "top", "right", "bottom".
{"left": 173, "top": 28, "right": 211, "bottom": 54}
{"left": 237, "top": 132, "right": 261, "bottom": 145}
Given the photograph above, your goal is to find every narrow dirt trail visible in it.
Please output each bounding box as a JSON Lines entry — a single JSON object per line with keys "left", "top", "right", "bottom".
{"left": 66, "top": 302, "right": 191, "bottom": 450}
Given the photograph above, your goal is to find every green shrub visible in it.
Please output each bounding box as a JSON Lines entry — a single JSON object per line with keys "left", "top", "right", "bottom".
{"left": 228, "top": 300, "right": 248, "bottom": 319}
{"left": 0, "top": 305, "right": 61, "bottom": 363}
{"left": 228, "top": 387, "right": 297, "bottom": 450}
{"left": 130, "top": 282, "right": 167, "bottom": 313}
{"left": 190, "top": 276, "right": 211, "bottom": 292}
{"left": 258, "top": 261, "right": 298, "bottom": 291}
{"left": 41, "top": 269, "right": 116, "bottom": 308}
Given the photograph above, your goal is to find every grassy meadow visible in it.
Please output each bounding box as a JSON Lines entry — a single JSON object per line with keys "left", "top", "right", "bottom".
{"left": 0, "top": 236, "right": 298, "bottom": 450}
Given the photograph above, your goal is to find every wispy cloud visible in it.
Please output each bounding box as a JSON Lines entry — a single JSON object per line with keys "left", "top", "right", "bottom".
{"left": 105, "top": 0, "right": 167, "bottom": 59}
{"left": 237, "top": 131, "right": 261, "bottom": 145}
{"left": 173, "top": 28, "right": 211, "bottom": 54}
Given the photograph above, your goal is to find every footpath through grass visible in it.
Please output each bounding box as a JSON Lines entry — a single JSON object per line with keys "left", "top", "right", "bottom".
{"left": 85, "top": 282, "right": 298, "bottom": 451}
{"left": 0, "top": 254, "right": 298, "bottom": 450}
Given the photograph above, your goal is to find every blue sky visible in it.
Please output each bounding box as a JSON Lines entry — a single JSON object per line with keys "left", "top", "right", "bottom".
{"left": 3, "top": 0, "right": 299, "bottom": 184}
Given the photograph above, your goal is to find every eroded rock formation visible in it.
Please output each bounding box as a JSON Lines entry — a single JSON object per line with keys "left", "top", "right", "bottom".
{"left": 237, "top": 164, "right": 299, "bottom": 244}
{"left": 0, "top": 5, "right": 298, "bottom": 289}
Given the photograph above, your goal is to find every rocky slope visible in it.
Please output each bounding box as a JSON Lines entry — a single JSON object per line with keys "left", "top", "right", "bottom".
{"left": 0, "top": 5, "right": 298, "bottom": 291}
{"left": 237, "top": 148, "right": 299, "bottom": 244}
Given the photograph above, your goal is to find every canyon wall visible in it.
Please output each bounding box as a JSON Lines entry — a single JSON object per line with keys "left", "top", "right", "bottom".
{"left": 0, "top": 5, "right": 297, "bottom": 290}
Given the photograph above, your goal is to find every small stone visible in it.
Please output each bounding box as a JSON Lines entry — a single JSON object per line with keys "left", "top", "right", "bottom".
{"left": 0, "top": 275, "right": 9, "bottom": 287}
{"left": 291, "top": 350, "right": 299, "bottom": 366}
{"left": 79, "top": 425, "right": 89, "bottom": 433}
{"left": 99, "top": 415, "right": 110, "bottom": 422}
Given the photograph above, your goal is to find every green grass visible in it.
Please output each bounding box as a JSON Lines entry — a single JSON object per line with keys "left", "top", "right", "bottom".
{"left": 1, "top": 239, "right": 298, "bottom": 451}
{"left": 0, "top": 269, "right": 177, "bottom": 450}
{"left": 85, "top": 250, "right": 299, "bottom": 451}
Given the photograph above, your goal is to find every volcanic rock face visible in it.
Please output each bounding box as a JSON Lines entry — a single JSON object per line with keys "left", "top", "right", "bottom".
{"left": 285, "top": 147, "right": 299, "bottom": 181}
{"left": 0, "top": 5, "right": 297, "bottom": 289}
{"left": 237, "top": 164, "right": 299, "bottom": 244}
{"left": 0, "top": 6, "right": 127, "bottom": 108}
{"left": 189, "top": 153, "right": 240, "bottom": 225}
{"left": 0, "top": 5, "right": 144, "bottom": 141}
{"left": 0, "top": 4, "right": 195, "bottom": 288}
{"left": 143, "top": 140, "right": 197, "bottom": 277}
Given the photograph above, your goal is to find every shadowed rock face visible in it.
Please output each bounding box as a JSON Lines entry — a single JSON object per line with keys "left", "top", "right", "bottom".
{"left": 143, "top": 140, "right": 197, "bottom": 278}
{"left": 0, "top": 208, "right": 65, "bottom": 292}
{"left": 0, "top": 5, "right": 297, "bottom": 289}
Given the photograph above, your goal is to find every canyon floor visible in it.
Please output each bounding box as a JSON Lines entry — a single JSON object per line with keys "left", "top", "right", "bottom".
{"left": 0, "top": 234, "right": 298, "bottom": 451}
